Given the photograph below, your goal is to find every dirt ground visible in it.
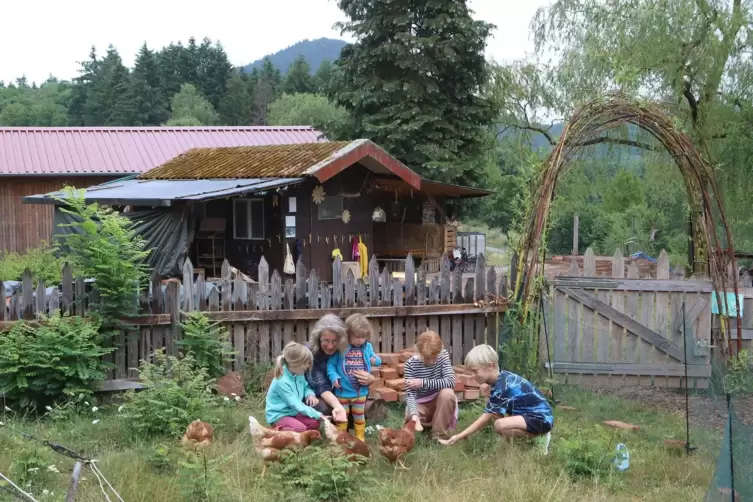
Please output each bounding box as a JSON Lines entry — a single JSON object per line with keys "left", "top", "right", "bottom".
{"left": 582, "top": 385, "right": 753, "bottom": 431}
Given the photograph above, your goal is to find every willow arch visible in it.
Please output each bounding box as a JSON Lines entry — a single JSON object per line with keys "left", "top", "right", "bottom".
{"left": 513, "top": 93, "right": 741, "bottom": 356}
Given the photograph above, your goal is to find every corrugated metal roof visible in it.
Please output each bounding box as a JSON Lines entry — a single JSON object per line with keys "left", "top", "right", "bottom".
{"left": 140, "top": 141, "right": 351, "bottom": 180}
{"left": 0, "top": 126, "right": 324, "bottom": 176}
{"left": 23, "top": 178, "right": 303, "bottom": 206}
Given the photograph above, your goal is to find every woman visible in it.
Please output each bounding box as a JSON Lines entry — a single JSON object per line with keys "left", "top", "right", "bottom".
{"left": 404, "top": 330, "right": 457, "bottom": 440}
{"left": 307, "top": 314, "right": 375, "bottom": 423}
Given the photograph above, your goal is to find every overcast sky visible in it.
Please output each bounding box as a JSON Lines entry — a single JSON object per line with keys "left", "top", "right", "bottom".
{"left": 1, "top": 0, "right": 549, "bottom": 84}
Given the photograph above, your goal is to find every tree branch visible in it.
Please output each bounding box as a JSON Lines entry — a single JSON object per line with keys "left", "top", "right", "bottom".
{"left": 574, "top": 136, "right": 656, "bottom": 151}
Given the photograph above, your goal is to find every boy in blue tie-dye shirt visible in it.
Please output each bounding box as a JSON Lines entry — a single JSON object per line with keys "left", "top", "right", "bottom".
{"left": 439, "top": 344, "right": 553, "bottom": 454}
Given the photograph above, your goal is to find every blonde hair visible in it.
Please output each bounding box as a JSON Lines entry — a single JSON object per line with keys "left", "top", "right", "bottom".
{"left": 274, "top": 342, "right": 314, "bottom": 378}
{"left": 345, "top": 313, "right": 372, "bottom": 343}
{"left": 464, "top": 344, "right": 499, "bottom": 368}
{"left": 415, "top": 331, "right": 442, "bottom": 358}
{"left": 309, "top": 314, "right": 347, "bottom": 357}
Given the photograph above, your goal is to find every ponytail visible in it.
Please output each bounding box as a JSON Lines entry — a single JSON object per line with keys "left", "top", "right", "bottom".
{"left": 273, "top": 355, "right": 285, "bottom": 378}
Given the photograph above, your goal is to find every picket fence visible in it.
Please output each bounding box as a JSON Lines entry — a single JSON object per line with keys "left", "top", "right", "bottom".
{"left": 1, "top": 253, "right": 507, "bottom": 385}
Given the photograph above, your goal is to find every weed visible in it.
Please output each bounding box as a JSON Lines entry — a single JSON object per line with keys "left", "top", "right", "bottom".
{"left": 178, "top": 312, "right": 236, "bottom": 379}
{"left": 177, "top": 450, "right": 226, "bottom": 502}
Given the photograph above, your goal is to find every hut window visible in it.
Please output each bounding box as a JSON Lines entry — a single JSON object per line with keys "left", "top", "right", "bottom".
{"left": 233, "top": 199, "right": 264, "bottom": 239}
{"left": 317, "top": 195, "right": 343, "bottom": 220}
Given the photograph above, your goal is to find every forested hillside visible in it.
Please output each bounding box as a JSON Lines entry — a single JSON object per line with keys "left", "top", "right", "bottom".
{"left": 242, "top": 38, "right": 346, "bottom": 74}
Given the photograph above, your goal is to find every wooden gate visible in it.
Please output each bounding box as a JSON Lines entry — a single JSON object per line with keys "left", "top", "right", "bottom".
{"left": 540, "top": 249, "right": 712, "bottom": 388}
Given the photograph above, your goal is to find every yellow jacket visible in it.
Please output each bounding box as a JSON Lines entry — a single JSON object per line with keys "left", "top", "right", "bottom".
{"left": 358, "top": 238, "right": 368, "bottom": 278}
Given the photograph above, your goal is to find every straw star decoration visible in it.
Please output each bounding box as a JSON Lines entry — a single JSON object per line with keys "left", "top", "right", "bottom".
{"left": 312, "top": 185, "right": 326, "bottom": 204}
{"left": 342, "top": 209, "right": 351, "bottom": 224}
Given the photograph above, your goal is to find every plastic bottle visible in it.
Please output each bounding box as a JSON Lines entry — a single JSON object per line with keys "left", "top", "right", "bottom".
{"left": 614, "top": 443, "right": 630, "bottom": 471}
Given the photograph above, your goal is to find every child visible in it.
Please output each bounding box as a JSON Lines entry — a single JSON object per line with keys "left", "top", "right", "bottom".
{"left": 266, "top": 342, "right": 324, "bottom": 432}
{"left": 439, "top": 344, "right": 553, "bottom": 454}
{"left": 327, "top": 313, "right": 381, "bottom": 441}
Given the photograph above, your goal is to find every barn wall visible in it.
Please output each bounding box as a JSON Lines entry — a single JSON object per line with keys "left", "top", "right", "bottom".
{"left": 0, "top": 176, "right": 115, "bottom": 253}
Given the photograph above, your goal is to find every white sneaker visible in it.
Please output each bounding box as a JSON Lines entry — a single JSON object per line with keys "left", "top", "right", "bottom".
{"left": 534, "top": 431, "right": 551, "bottom": 455}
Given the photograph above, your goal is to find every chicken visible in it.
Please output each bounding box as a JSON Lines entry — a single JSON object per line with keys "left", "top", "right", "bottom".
{"left": 376, "top": 418, "right": 418, "bottom": 469}
{"left": 248, "top": 416, "right": 321, "bottom": 478}
{"left": 321, "top": 419, "right": 371, "bottom": 463}
{"left": 181, "top": 420, "right": 214, "bottom": 449}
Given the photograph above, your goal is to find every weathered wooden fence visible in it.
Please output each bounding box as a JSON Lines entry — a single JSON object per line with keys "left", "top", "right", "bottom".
{"left": 2, "top": 253, "right": 507, "bottom": 385}
{"left": 541, "top": 248, "right": 712, "bottom": 388}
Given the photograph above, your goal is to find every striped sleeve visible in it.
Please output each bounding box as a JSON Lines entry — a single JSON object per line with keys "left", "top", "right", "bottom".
{"left": 420, "top": 350, "right": 455, "bottom": 392}
{"left": 404, "top": 358, "right": 420, "bottom": 417}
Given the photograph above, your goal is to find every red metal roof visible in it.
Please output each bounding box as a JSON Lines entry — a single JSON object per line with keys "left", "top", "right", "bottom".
{"left": 0, "top": 126, "right": 324, "bottom": 176}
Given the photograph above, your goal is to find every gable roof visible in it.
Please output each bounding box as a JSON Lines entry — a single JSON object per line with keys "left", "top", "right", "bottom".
{"left": 0, "top": 126, "right": 323, "bottom": 176}
{"left": 139, "top": 139, "right": 422, "bottom": 189}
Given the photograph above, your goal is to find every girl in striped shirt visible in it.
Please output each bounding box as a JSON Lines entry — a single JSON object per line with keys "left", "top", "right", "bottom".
{"left": 404, "top": 331, "right": 457, "bottom": 440}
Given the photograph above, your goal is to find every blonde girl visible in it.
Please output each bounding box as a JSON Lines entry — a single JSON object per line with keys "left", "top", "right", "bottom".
{"left": 265, "top": 342, "right": 324, "bottom": 431}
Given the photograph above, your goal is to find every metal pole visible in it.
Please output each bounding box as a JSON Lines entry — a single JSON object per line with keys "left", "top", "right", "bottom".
{"left": 65, "top": 461, "right": 84, "bottom": 502}
{"left": 728, "top": 393, "right": 735, "bottom": 502}
{"left": 540, "top": 293, "right": 555, "bottom": 404}
{"left": 683, "top": 300, "right": 692, "bottom": 455}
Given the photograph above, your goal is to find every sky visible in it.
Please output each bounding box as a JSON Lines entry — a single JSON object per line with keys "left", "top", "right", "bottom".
{"left": 0, "top": 0, "right": 550, "bottom": 84}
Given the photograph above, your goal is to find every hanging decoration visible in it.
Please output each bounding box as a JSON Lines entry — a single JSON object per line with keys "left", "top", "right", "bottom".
{"left": 342, "top": 209, "right": 351, "bottom": 224}
{"left": 312, "top": 185, "right": 326, "bottom": 204}
{"left": 372, "top": 207, "right": 386, "bottom": 222}
{"left": 272, "top": 195, "right": 279, "bottom": 207}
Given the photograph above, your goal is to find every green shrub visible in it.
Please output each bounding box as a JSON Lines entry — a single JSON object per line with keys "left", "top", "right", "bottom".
{"left": 555, "top": 422, "right": 618, "bottom": 478}
{"left": 121, "top": 350, "right": 220, "bottom": 437}
{"left": 723, "top": 349, "right": 753, "bottom": 394}
{"left": 178, "top": 312, "right": 235, "bottom": 379}
{"left": 177, "top": 450, "right": 226, "bottom": 502}
{"left": 0, "top": 243, "right": 64, "bottom": 284}
{"left": 53, "top": 186, "right": 149, "bottom": 320}
{"left": 0, "top": 314, "right": 113, "bottom": 409}
{"left": 269, "top": 446, "right": 372, "bottom": 501}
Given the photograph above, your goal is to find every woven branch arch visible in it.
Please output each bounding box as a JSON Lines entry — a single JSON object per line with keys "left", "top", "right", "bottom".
{"left": 513, "top": 93, "right": 741, "bottom": 356}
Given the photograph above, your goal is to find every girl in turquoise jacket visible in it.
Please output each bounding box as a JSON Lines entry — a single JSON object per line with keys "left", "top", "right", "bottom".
{"left": 327, "top": 314, "right": 381, "bottom": 440}
{"left": 266, "top": 342, "right": 323, "bottom": 431}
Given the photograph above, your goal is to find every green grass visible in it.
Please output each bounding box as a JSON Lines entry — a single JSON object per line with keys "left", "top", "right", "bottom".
{"left": 457, "top": 220, "right": 509, "bottom": 268}
{"left": 0, "top": 387, "right": 719, "bottom": 501}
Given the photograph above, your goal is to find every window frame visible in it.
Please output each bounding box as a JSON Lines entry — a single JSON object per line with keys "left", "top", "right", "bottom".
{"left": 232, "top": 198, "right": 265, "bottom": 240}
{"left": 317, "top": 195, "right": 344, "bottom": 220}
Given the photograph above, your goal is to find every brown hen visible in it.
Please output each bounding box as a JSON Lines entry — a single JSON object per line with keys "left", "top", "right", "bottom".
{"left": 248, "top": 415, "right": 321, "bottom": 478}
{"left": 376, "top": 418, "right": 418, "bottom": 469}
{"left": 321, "top": 419, "right": 371, "bottom": 463}
{"left": 181, "top": 420, "right": 214, "bottom": 449}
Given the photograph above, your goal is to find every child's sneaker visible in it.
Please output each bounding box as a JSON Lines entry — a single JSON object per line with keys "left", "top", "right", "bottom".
{"left": 534, "top": 432, "right": 551, "bottom": 455}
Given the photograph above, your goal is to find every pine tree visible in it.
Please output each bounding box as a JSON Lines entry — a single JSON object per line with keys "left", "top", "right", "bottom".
{"left": 282, "top": 55, "right": 314, "bottom": 94}
{"left": 196, "top": 38, "right": 233, "bottom": 111}
{"left": 329, "top": 0, "right": 498, "bottom": 183}
{"left": 83, "top": 45, "right": 130, "bottom": 125}
{"left": 68, "top": 47, "right": 100, "bottom": 126}
{"left": 314, "top": 59, "right": 334, "bottom": 93}
{"left": 121, "top": 44, "right": 169, "bottom": 125}
{"left": 219, "top": 72, "right": 253, "bottom": 125}
{"left": 250, "top": 58, "right": 281, "bottom": 125}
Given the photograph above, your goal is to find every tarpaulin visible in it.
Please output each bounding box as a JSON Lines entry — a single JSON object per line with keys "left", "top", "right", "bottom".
{"left": 53, "top": 206, "right": 190, "bottom": 278}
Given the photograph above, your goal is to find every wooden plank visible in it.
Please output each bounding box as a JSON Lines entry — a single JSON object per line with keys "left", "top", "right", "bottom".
{"left": 464, "top": 278, "right": 475, "bottom": 304}
{"left": 152, "top": 325, "right": 163, "bottom": 359}
{"left": 62, "top": 263, "right": 73, "bottom": 315}
{"left": 196, "top": 275, "right": 207, "bottom": 312}
{"left": 405, "top": 316, "right": 417, "bottom": 349}
{"left": 641, "top": 288, "right": 656, "bottom": 364}
{"left": 417, "top": 264, "right": 427, "bottom": 306}
{"left": 221, "top": 278, "right": 232, "bottom": 313}
{"left": 48, "top": 289, "right": 60, "bottom": 315}
{"left": 369, "top": 255, "right": 379, "bottom": 307}
{"left": 283, "top": 320, "right": 294, "bottom": 346}
{"left": 9, "top": 292, "right": 19, "bottom": 320}
{"left": 208, "top": 287, "right": 220, "bottom": 311}
{"left": 655, "top": 252, "right": 670, "bottom": 365}
{"left": 405, "top": 254, "right": 416, "bottom": 306}
{"left": 567, "top": 293, "right": 581, "bottom": 362}
{"left": 381, "top": 267, "right": 392, "bottom": 307}
{"left": 259, "top": 321, "right": 271, "bottom": 364}
{"left": 307, "top": 269, "right": 319, "bottom": 308}
{"left": 381, "top": 316, "right": 393, "bottom": 353}
{"left": 151, "top": 270, "right": 163, "bottom": 314}
{"left": 393, "top": 315, "right": 405, "bottom": 351}
{"left": 440, "top": 256, "right": 451, "bottom": 304}
{"left": 295, "top": 320, "right": 307, "bottom": 343}
{"left": 499, "top": 273, "right": 508, "bottom": 299}
{"left": 550, "top": 277, "right": 713, "bottom": 293}
{"left": 452, "top": 265, "right": 462, "bottom": 304}
{"left": 295, "top": 257, "right": 307, "bottom": 309}
{"left": 344, "top": 269, "right": 356, "bottom": 308}
{"left": 127, "top": 329, "right": 139, "bottom": 379}
{"left": 558, "top": 287, "right": 685, "bottom": 361}
{"left": 233, "top": 279, "right": 247, "bottom": 311}
{"left": 95, "top": 379, "right": 147, "bottom": 392}
{"left": 429, "top": 277, "right": 440, "bottom": 305}
{"left": 461, "top": 314, "right": 473, "bottom": 364}
{"left": 246, "top": 322, "right": 259, "bottom": 364}
{"left": 356, "top": 278, "right": 367, "bottom": 307}
{"left": 440, "top": 313, "right": 451, "bottom": 355}
{"left": 624, "top": 262, "right": 640, "bottom": 362}
{"left": 0, "top": 280, "right": 7, "bottom": 321}
{"left": 284, "top": 279, "right": 294, "bottom": 310}
{"left": 553, "top": 289, "right": 567, "bottom": 362}
{"left": 165, "top": 280, "right": 180, "bottom": 356}
{"left": 595, "top": 289, "right": 611, "bottom": 363}
{"left": 429, "top": 315, "right": 440, "bottom": 335}
{"left": 22, "top": 269, "right": 33, "bottom": 320}
{"left": 258, "top": 256, "right": 269, "bottom": 310}
{"left": 550, "top": 361, "right": 711, "bottom": 378}
{"left": 474, "top": 313, "right": 485, "bottom": 354}
{"left": 115, "top": 330, "right": 126, "bottom": 379}
{"left": 583, "top": 248, "right": 596, "bottom": 277}
{"left": 183, "top": 259, "right": 195, "bottom": 311}
{"left": 36, "top": 279, "right": 46, "bottom": 318}
{"left": 451, "top": 312, "right": 463, "bottom": 365}
{"left": 269, "top": 270, "right": 282, "bottom": 310}
{"left": 487, "top": 266, "right": 497, "bottom": 302}
{"left": 392, "top": 278, "right": 403, "bottom": 307}
{"left": 475, "top": 253, "right": 486, "bottom": 301}
{"left": 332, "top": 257, "right": 342, "bottom": 308}
{"left": 320, "top": 281, "right": 331, "bottom": 309}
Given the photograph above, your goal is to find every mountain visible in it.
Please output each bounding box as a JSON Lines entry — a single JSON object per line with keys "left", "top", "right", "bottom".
{"left": 242, "top": 38, "right": 348, "bottom": 75}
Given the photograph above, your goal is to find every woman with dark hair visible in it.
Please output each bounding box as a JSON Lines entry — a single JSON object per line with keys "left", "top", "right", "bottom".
{"left": 306, "top": 314, "right": 375, "bottom": 422}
